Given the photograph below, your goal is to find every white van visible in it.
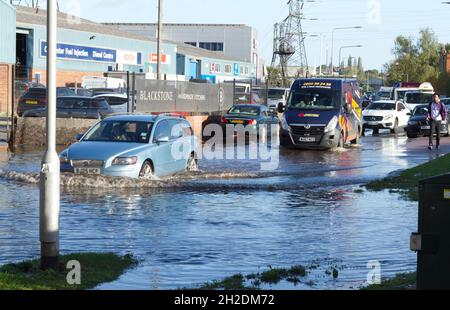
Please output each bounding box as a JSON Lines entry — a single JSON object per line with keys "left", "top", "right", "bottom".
{"left": 266, "top": 88, "right": 290, "bottom": 109}
{"left": 82, "top": 76, "right": 127, "bottom": 92}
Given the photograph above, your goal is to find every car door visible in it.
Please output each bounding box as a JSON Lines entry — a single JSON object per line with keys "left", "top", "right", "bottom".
{"left": 397, "top": 102, "right": 409, "bottom": 127}
{"left": 150, "top": 120, "right": 173, "bottom": 176}
{"left": 169, "top": 119, "right": 192, "bottom": 173}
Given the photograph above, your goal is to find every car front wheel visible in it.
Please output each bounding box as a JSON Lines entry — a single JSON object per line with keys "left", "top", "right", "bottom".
{"left": 139, "top": 161, "right": 154, "bottom": 179}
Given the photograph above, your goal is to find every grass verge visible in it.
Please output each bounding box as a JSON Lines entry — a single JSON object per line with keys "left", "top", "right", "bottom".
{"left": 362, "top": 272, "right": 416, "bottom": 290}
{"left": 0, "top": 252, "right": 137, "bottom": 290}
{"left": 196, "top": 265, "right": 307, "bottom": 290}
{"left": 365, "top": 153, "right": 450, "bottom": 201}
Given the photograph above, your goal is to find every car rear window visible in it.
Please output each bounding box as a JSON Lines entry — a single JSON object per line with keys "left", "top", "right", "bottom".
{"left": 22, "top": 88, "right": 46, "bottom": 99}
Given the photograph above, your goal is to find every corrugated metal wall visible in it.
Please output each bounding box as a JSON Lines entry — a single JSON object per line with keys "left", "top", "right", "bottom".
{"left": 0, "top": 1, "right": 16, "bottom": 64}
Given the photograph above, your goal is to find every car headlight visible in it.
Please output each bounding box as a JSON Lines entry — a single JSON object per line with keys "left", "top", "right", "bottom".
{"left": 384, "top": 114, "right": 393, "bottom": 120}
{"left": 281, "top": 115, "right": 291, "bottom": 131}
{"left": 112, "top": 156, "right": 138, "bottom": 166}
{"left": 59, "top": 151, "right": 69, "bottom": 164}
{"left": 324, "top": 116, "right": 338, "bottom": 133}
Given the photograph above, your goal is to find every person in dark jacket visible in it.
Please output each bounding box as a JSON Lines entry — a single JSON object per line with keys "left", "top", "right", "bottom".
{"left": 427, "top": 93, "right": 448, "bottom": 150}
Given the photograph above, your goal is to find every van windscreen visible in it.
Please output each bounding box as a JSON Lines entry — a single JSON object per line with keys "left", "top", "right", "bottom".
{"left": 287, "top": 88, "right": 340, "bottom": 110}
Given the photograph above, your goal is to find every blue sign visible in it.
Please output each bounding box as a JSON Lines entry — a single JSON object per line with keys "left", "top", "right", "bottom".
{"left": 233, "top": 63, "right": 240, "bottom": 76}
{"left": 40, "top": 41, "right": 116, "bottom": 63}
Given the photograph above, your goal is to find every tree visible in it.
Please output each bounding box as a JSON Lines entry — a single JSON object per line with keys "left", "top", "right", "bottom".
{"left": 385, "top": 28, "right": 441, "bottom": 86}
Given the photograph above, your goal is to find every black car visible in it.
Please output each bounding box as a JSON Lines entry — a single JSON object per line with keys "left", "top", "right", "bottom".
{"left": 22, "top": 96, "right": 114, "bottom": 119}
{"left": 17, "top": 87, "right": 76, "bottom": 116}
{"left": 405, "top": 104, "right": 449, "bottom": 138}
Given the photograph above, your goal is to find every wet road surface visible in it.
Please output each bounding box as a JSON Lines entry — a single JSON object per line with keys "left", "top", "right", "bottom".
{"left": 0, "top": 132, "right": 449, "bottom": 289}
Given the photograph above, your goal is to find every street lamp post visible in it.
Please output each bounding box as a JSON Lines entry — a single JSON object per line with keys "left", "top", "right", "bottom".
{"left": 338, "top": 45, "right": 363, "bottom": 74}
{"left": 40, "top": 0, "right": 60, "bottom": 270}
{"left": 157, "top": 0, "right": 163, "bottom": 80}
{"left": 330, "top": 26, "right": 362, "bottom": 74}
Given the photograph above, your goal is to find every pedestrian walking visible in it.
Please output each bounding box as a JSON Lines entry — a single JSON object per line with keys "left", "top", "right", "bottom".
{"left": 427, "top": 93, "right": 448, "bottom": 150}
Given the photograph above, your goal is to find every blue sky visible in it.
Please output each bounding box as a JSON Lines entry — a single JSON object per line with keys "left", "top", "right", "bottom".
{"left": 58, "top": 0, "right": 450, "bottom": 71}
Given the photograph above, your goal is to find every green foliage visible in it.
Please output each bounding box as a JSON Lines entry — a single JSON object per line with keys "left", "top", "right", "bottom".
{"left": 0, "top": 253, "right": 137, "bottom": 290}
{"left": 365, "top": 153, "right": 450, "bottom": 201}
{"left": 385, "top": 28, "right": 441, "bottom": 86}
{"left": 363, "top": 273, "right": 416, "bottom": 290}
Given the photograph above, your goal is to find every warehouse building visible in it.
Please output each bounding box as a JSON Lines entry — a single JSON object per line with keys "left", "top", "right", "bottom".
{"left": 0, "top": 1, "right": 15, "bottom": 114}
{"left": 104, "top": 23, "right": 262, "bottom": 81}
{"left": 0, "top": 4, "right": 257, "bottom": 114}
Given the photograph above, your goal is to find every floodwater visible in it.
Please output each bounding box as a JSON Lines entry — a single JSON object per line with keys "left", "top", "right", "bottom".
{"left": 0, "top": 133, "right": 445, "bottom": 289}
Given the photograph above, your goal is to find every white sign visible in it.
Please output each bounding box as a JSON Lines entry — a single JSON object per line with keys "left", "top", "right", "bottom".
{"left": 117, "top": 50, "right": 142, "bottom": 66}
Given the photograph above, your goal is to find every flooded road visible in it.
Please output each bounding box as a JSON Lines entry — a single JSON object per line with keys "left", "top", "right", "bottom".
{"left": 0, "top": 133, "right": 446, "bottom": 289}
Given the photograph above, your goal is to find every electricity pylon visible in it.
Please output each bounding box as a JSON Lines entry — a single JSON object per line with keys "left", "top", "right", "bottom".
{"left": 271, "top": 0, "right": 310, "bottom": 86}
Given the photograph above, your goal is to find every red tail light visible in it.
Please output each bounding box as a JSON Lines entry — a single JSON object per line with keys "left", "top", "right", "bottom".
{"left": 221, "top": 117, "right": 228, "bottom": 124}
{"left": 248, "top": 119, "right": 257, "bottom": 125}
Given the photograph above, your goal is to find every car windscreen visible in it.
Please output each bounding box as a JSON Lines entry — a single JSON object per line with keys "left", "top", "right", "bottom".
{"left": 82, "top": 121, "right": 154, "bottom": 143}
{"left": 228, "top": 106, "right": 260, "bottom": 116}
{"left": 406, "top": 93, "right": 433, "bottom": 104}
{"left": 413, "top": 106, "right": 429, "bottom": 116}
{"left": 366, "top": 102, "right": 395, "bottom": 110}
{"left": 268, "top": 89, "right": 286, "bottom": 99}
{"left": 395, "top": 90, "right": 409, "bottom": 100}
{"left": 287, "top": 88, "right": 340, "bottom": 110}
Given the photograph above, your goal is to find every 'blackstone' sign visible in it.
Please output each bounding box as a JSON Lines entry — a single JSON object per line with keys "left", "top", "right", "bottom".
{"left": 136, "top": 79, "right": 233, "bottom": 113}
{"left": 40, "top": 41, "right": 116, "bottom": 63}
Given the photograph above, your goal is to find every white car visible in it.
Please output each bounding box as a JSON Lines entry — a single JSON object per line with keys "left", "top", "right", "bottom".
{"left": 266, "top": 88, "right": 290, "bottom": 109}
{"left": 363, "top": 100, "right": 411, "bottom": 134}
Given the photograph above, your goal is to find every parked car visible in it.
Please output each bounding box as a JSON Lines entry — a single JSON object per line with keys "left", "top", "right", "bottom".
{"left": 59, "top": 114, "right": 198, "bottom": 178}
{"left": 405, "top": 104, "right": 449, "bottom": 138}
{"left": 362, "top": 100, "right": 410, "bottom": 134}
{"left": 15, "top": 81, "right": 45, "bottom": 99}
{"left": 93, "top": 93, "right": 130, "bottom": 113}
{"left": 278, "top": 78, "right": 363, "bottom": 149}
{"left": 70, "top": 88, "right": 93, "bottom": 97}
{"left": 17, "top": 87, "right": 76, "bottom": 116}
{"left": 220, "top": 104, "right": 279, "bottom": 137}
{"left": 23, "top": 96, "right": 114, "bottom": 119}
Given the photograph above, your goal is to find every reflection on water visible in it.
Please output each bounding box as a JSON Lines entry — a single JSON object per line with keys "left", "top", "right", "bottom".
{"left": 0, "top": 135, "right": 429, "bottom": 289}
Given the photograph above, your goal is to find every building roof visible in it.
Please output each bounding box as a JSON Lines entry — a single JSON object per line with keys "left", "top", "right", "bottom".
{"left": 103, "top": 23, "right": 249, "bottom": 28}
{"left": 15, "top": 6, "right": 155, "bottom": 42}
{"left": 14, "top": 6, "right": 251, "bottom": 64}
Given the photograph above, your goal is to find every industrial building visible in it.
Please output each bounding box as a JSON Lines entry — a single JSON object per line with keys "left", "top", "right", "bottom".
{"left": 104, "top": 23, "right": 262, "bottom": 81}
{"left": 0, "top": 3, "right": 257, "bottom": 114}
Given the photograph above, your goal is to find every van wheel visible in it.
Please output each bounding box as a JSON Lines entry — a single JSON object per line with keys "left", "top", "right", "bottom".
{"left": 391, "top": 119, "right": 399, "bottom": 134}
{"left": 338, "top": 132, "right": 345, "bottom": 148}
{"left": 139, "top": 161, "right": 154, "bottom": 179}
{"left": 187, "top": 153, "right": 199, "bottom": 172}
{"left": 351, "top": 127, "right": 361, "bottom": 145}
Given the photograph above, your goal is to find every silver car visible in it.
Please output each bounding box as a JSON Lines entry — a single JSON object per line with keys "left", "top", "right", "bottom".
{"left": 60, "top": 114, "right": 199, "bottom": 178}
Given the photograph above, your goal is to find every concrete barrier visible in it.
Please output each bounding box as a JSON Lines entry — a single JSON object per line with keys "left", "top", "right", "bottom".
{"left": 14, "top": 115, "right": 212, "bottom": 147}
{"left": 15, "top": 117, "right": 98, "bottom": 147}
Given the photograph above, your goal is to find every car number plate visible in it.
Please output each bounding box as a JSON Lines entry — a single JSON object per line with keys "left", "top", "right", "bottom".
{"left": 230, "top": 120, "right": 245, "bottom": 124}
{"left": 420, "top": 126, "right": 431, "bottom": 130}
{"left": 368, "top": 121, "right": 378, "bottom": 126}
{"left": 299, "top": 137, "right": 316, "bottom": 142}
{"left": 74, "top": 168, "right": 100, "bottom": 175}
{"left": 26, "top": 100, "right": 38, "bottom": 105}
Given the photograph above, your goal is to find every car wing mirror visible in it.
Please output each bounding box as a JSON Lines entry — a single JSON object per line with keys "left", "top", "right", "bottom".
{"left": 76, "top": 134, "right": 83, "bottom": 141}
{"left": 156, "top": 136, "right": 170, "bottom": 143}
